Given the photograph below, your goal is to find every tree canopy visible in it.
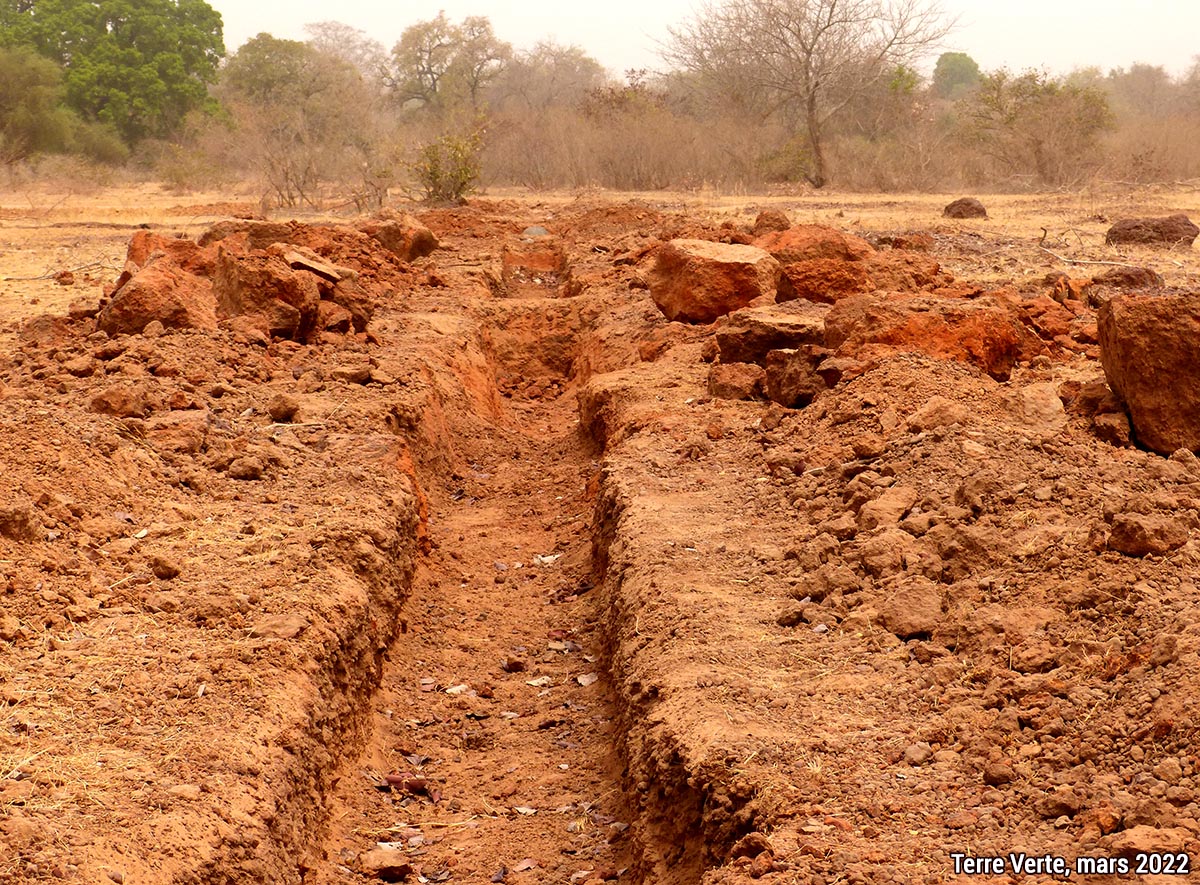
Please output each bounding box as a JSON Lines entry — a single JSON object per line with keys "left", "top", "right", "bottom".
{"left": 664, "top": 0, "right": 951, "bottom": 187}
{"left": 0, "top": 0, "right": 224, "bottom": 143}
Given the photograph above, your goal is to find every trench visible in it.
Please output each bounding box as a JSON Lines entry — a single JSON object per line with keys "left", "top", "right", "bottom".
{"left": 309, "top": 294, "right": 652, "bottom": 884}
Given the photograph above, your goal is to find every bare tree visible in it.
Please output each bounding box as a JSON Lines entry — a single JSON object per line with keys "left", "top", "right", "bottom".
{"left": 664, "top": 0, "right": 951, "bottom": 187}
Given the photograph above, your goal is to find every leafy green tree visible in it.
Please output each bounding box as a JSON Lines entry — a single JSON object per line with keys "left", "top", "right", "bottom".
{"left": 963, "top": 69, "right": 1114, "bottom": 185}
{"left": 0, "top": 0, "right": 224, "bottom": 143}
{"left": 932, "top": 51, "right": 981, "bottom": 99}
{"left": 0, "top": 45, "right": 75, "bottom": 165}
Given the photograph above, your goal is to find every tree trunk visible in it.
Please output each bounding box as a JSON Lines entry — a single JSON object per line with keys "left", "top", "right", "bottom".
{"left": 804, "top": 94, "right": 828, "bottom": 189}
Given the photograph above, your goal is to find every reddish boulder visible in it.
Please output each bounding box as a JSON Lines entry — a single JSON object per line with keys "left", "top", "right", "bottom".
{"left": 778, "top": 259, "right": 871, "bottom": 303}
{"left": 648, "top": 239, "right": 782, "bottom": 323}
{"left": 943, "top": 198, "right": 988, "bottom": 219}
{"left": 358, "top": 214, "right": 438, "bottom": 262}
{"left": 863, "top": 250, "right": 947, "bottom": 291}
{"left": 125, "top": 230, "right": 218, "bottom": 277}
{"left": 97, "top": 258, "right": 218, "bottom": 335}
{"left": 754, "top": 225, "right": 874, "bottom": 263}
{"left": 1105, "top": 214, "right": 1198, "bottom": 247}
{"left": 825, "top": 292, "right": 1042, "bottom": 381}
{"left": 212, "top": 247, "right": 322, "bottom": 341}
{"left": 1099, "top": 293, "right": 1200, "bottom": 454}
{"left": 715, "top": 301, "right": 828, "bottom": 365}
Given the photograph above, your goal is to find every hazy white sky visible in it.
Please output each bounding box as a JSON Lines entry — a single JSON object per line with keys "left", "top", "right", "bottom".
{"left": 211, "top": 0, "right": 1200, "bottom": 78}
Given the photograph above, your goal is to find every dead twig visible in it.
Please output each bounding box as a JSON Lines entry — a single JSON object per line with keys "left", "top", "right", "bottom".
{"left": 1037, "top": 246, "right": 1143, "bottom": 269}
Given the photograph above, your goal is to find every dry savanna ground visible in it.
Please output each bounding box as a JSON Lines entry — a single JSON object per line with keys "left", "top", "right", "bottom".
{"left": 2, "top": 180, "right": 1200, "bottom": 885}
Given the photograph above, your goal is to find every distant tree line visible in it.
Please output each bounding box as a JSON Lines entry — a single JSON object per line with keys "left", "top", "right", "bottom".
{"left": 4, "top": 0, "right": 1200, "bottom": 197}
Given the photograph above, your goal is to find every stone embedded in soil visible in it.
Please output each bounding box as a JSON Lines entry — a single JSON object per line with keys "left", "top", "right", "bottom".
{"left": 943, "top": 197, "right": 988, "bottom": 219}
{"left": 754, "top": 225, "right": 875, "bottom": 263}
{"left": 648, "top": 239, "right": 782, "bottom": 323}
{"left": 228, "top": 457, "right": 265, "bottom": 481}
{"left": 715, "top": 301, "right": 827, "bottom": 365}
{"left": 877, "top": 576, "right": 944, "bottom": 638}
{"left": 907, "top": 395, "right": 972, "bottom": 430}
{"left": 151, "top": 556, "right": 181, "bottom": 581}
{"left": 858, "top": 485, "right": 919, "bottom": 531}
{"left": 359, "top": 846, "right": 414, "bottom": 882}
{"left": 267, "top": 393, "right": 301, "bottom": 423}
{"left": 0, "top": 504, "right": 42, "bottom": 542}
{"left": 1006, "top": 382, "right": 1068, "bottom": 437}
{"left": 89, "top": 382, "right": 160, "bottom": 419}
{"left": 1107, "top": 513, "right": 1188, "bottom": 557}
{"left": 1093, "top": 411, "right": 1133, "bottom": 447}
{"left": 0, "top": 615, "right": 21, "bottom": 642}
{"left": 331, "top": 364, "right": 372, "bottom": 384}
{"left": 707, "top": 362, "right": 765, "bottom": 400}
{"left": 249, "top": 613, "right": 310, "bottom": 640}
{"left": 764, "top": 347, "right": 828, "bottom": 408}
{"left": 1105, "top": 214, "right": 1199, "bottom": 247}
{"left": 1099, "top": 292, "right": 1200, "bottom": 454}
{"left": 97, "top": 257, "right": 218, "bottom": 335}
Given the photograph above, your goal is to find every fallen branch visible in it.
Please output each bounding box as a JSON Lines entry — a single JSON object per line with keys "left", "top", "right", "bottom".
{"left": 1037, "top": 246, "right": 1144, "bottom": 270}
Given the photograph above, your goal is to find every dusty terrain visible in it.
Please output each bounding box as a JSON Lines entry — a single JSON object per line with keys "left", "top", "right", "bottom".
{"left": 3, "top": 182, "right": 1200, "bottom": 885}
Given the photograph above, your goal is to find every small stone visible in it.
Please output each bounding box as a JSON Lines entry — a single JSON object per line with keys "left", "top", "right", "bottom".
{"left": 1154, "top": 757, "right": 1184, "bottom": 784}
{"left": 903, "top": 742, "right": 934, "bottom": 766}
{"left": 360, "top": 846, "right": 414, "bottom": 882}
{"left": 249, "top": 613, "right": 310, "bottom": 640}
{"left": 0, "top": 615, "right": 21, "bottom": 642}
{"left": 142, "top": 320, "right": 166, "bottom": 338}
{"left": 331, "top": 365, "right": 372, "bottom": 384}
{"left": 267, "top": 393, "right": 300, "bottom": 423}
{"left": 228, "top": 457, "right": 265, "bottom": 481}
{"left": 983, "top": 763, "right": 1014, "bottom": 785}
{"left": 151, "top": 556, "right": 181, "bottom": 581}
{"left": 0, "top": 505, "right": 42, "bottom": 542}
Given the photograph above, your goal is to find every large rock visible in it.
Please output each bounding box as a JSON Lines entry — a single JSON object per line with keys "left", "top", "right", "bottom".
{"left": 1098, "top": 293, "right": 1200, "bottom": 454}
{"left": 825, "top": 292, "right": 1041, "bottom": 381}
{"left": 943, "top": 198, "right": 988, "bottom": 219}
{"left": 212, "top": 247, "right": 322, "bottom": 341}
{"left": 125, "top": 230, "right": 218, "bottom": 277}
{"left": 98, "top": 258, "right": 218, "bottom": 335}
{"left": 1105, "top": 214, "right": 1198, "bottom": 247}
{"left": 862, "top": 250, "right": 948, "bottom": 291}
{"left": 715, "top": 301, "right": 828, "bottom": 365}
{"left": 358, "top": 214, "right": 438, "bottom": 261}
{"left": 778, "top": 259, "right": 871, "bottom": 303}
{"left": 754, "top": 225, "right": 874, "bottom": 263}
{"left": 648, "top": 239, "right": 782, "bottom": 323}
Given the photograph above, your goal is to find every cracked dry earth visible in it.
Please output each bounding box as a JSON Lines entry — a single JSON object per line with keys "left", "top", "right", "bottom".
{"left": 4, "top": 188, "right": 1200, "bottom": 885}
